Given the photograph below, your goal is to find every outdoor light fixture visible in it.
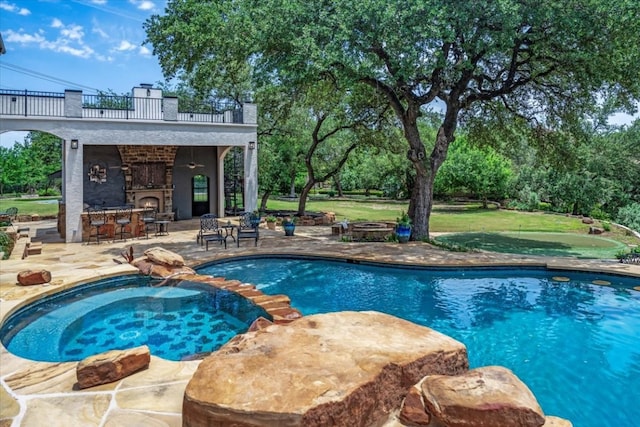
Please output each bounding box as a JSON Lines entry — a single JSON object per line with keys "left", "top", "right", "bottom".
{"left": 248, "top": 141, "right": 256, "bottom": 150}
{"left": 70, "top": 139, "right": 79, "bottom": 149}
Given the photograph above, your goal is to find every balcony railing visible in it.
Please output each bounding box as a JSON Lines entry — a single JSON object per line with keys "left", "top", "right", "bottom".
{"left": 0, "top": 89, "right": 244, "bottom": 124}
{"left": 0, "top": 89, "right": 65, "bottom": 117}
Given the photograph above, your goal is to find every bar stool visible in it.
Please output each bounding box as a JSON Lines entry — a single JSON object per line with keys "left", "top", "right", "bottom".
{"left": 114, "top": 206, "right": 133, "bottom": 242}
{"left": 141, "top": 207, "right": 157, "bottom": 239}
{"left": 87, "top": 208, "right": 107, "bottom": 244}
{"left": 155, "top": 217, "right": 170, "bottom": 236}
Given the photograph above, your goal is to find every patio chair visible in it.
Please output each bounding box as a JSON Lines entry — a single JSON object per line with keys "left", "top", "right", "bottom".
{"left": 0, "top": 207, "right": 18, "bottom": 231}
{"left": 197, "top": 213, "right": 227, "bottom": 249}
{"left": 236, "top": 212, "right": 259, "bottom": 247}
{"left": 87, "top": 207, "right": 107, "bottom": 244}
{"left": 5, "top": 207, "right": 18, "bottom": 221}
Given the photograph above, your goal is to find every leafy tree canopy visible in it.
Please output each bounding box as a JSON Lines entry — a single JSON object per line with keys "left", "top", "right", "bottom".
{"left": 145, "top": 0, "right": 640, "bottom": 238}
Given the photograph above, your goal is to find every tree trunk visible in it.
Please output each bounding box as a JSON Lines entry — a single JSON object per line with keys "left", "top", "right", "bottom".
{"left": 260, "top": 190, "right": 271, "bottom": 212}
{"left": 406, "top": 124, "right": 456, "bottom": 241}
{"left": 297, "top": 180, "right": 315, "bottom": 215}
{"left": 335, "top": 175, "right": 344, "bottom": 197}
{"left": 289, "top": 175, "right": 296, "bottom": 198}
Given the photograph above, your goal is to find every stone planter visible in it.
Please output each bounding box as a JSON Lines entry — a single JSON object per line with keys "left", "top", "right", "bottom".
{"left": 267, "top": 221, "right": 276, "bottom": 230}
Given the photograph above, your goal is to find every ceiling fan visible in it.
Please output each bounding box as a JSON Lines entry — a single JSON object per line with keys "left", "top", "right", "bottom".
{"left": 178, "top": 147, "right": 204, "bottom": 169}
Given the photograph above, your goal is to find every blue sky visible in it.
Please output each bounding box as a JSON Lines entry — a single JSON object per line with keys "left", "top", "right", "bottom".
{"left": 1, "top": 0, "right": 168, "bottom": 147}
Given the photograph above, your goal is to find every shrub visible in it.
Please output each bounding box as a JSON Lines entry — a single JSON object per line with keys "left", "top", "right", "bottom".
{"left": 602, "top": 221, "right": 611, "bottom": 232}
{"left": 0, "top": 231, "right": 14, "bottom": 259}
{"left": 429, "top": 238, "right": 473, "bottom": 252}
{"left": 590, "top": 205, "right": 611, "bottom": 221}
{"left": 615, "top": 246, "right": 640, "bottom": 260}
{"left": 616, "top": 203, "right": 640, "bottom": 232}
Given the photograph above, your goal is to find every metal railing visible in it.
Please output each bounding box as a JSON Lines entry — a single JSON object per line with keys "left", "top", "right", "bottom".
{"left": 82, "top": 94, "right": 164, "bottom": 120}
{"left": 178, "top": 100, "right": 243, "bottom": 123}
{"left": 0, "top": 89, "right": 244, "bottom": 123}
{"left": 0, "top": 89, "right": 65, "bottom": 117}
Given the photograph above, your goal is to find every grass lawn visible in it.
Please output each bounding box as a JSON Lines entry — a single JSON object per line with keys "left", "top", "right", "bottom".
{"left": 268, "top": 198, "right": 593, "bottom": 233}
{"left": 435, "top": 232, "right": 628, "bottom": 259}
{"left": 0, "top": 197, "right": 61, "bottom": 217}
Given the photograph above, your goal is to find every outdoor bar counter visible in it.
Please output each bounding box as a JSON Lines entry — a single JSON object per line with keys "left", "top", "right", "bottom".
{"left": 61, "top": 206, "right": 174, "bottom": 242}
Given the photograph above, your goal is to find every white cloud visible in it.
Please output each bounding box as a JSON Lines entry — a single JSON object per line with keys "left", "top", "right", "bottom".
{"left": 115, "top": 40, "right": 137, "bottom": 52}
{"left": 60, "top": 24, "right": 85, "bottom": 41}
{"left": 90, "top": 0, "right": 107, "bottom": 4}
{"left": 7, "top": 20, "right": 94, "bottom": 59}
{"left": 54, "top": 44, "right": 95, "bottom": 58}
{"left": 4, "top": 29, "right": 46, "bottom": 44}
{"left": 129, "top": 0, "right": 155, "bottom": 11}
{"left": 139, "top": 45, "right": 151, "bottom": 56}
{"left": 0, "top": 1, "right": 30, "bottom": 15}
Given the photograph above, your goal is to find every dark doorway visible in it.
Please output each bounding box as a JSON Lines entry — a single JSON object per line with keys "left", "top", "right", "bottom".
{"left": 192, "top": 174, "right": 209, "bottom": 216}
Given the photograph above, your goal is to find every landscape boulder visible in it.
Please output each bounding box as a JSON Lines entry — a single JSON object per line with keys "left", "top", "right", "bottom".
{"left": 183, "top": 311, "right": 468, "bottom": 426}
{"left": 144, "top": 247, "right": 185, "bottom": 267}
{"left": 589, "top": 226, "right": 604, "bottom": 235}
{"left": 17, "top": 270, "right": 51, "bottom": 286}
{"left": 76, "top": 345, "right": 150, "bottom": 389}
{"left": 421, "top": 366, "right": 546, "bottom": 427}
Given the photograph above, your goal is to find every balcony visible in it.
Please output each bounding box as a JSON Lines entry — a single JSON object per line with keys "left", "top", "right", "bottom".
{"left": 0, "top": 89, "right": 244, "bottom": 124}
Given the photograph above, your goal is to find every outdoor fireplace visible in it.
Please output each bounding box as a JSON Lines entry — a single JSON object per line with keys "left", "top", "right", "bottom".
{"left": 138, "top": 196, "right": 160, "bottom": 211}
{"left": 129, "top": 190, "right": 170, "bottom": 213}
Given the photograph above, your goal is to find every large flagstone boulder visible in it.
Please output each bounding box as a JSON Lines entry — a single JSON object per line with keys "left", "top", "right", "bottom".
{"left": 183, "top": 311, "right": 468, "bottom": 426}
{"left": 420, "top": 366, "right": 546, "bottom": 427}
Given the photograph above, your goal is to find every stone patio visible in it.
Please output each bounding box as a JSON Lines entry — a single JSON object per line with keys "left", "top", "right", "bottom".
{"left": 1, "top": 218, "right": 639, "bottom": 426}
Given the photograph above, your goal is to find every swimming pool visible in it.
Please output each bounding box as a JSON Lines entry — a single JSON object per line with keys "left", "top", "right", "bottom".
{"left": 0, "top": 275, "right": 270, "bottom": 362}
{"left": 198, "top": 257, "right": 640, "bottom": 427}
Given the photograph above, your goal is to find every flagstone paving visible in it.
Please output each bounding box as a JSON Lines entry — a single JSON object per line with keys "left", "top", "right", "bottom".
{"left": 1, "top": 219, "right": 639, "bottom": 426}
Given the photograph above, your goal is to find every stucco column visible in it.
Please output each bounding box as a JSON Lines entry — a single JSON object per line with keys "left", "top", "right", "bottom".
{"left": 63, "top": 139, "right": 84, "bottom": 242}
{"left": 217, "top": 148, "right": 226, "bottom": 218}
{"left": 244, "top": 142, "right": 258, "bottom": 213}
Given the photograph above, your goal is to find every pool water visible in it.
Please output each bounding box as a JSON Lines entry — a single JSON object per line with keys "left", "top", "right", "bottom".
{"left": 0, "top": 276, "right": 269, "bottom": 362}
{"left": 199, "top": 258, "right": 640, "bottom": 427}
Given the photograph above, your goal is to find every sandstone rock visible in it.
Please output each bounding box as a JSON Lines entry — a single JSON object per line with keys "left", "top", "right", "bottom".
{"left": 399, "top": 386, "right": 430, "bottom": 426}
{"left": 17, "top": 270, "right": 51, "bottom": 286}
{"left": 247, "top": 316, "right": 273, "bottom": 332}
{"left": 582, "top": 217, "right": 594, "bottom": 224}
{"left": 589, "top": 226, "right": 604, "bottom": 235}
{"left": 183, "top": 311, "right": 468, "bottom": 427}
{"left": 544, "top": 416, "right": 573, "bottom": 426}
{"left": 76, "top": 345, "right": 150, "bottom": 389}
{"left": 144, "top": 247, "right": 185, "bottom": 267}
{"left": 131, "top": 257, "right": 195, "bottom": 278}
{"left": 421, "top": 366, "right": 545, "bottom": 427}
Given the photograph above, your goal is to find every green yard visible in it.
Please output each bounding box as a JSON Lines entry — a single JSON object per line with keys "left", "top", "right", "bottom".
{"left": 2, "top": 196, "right": 638, "bottom": 257}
